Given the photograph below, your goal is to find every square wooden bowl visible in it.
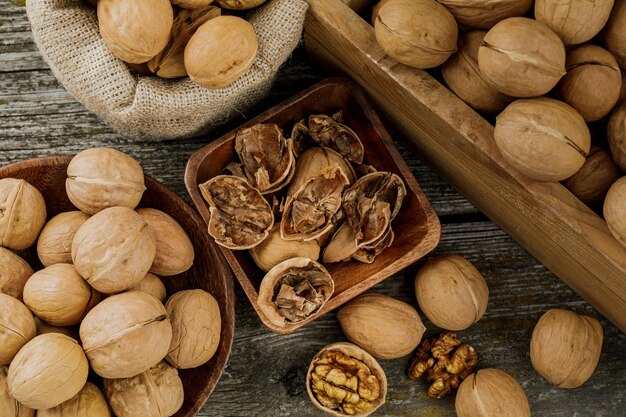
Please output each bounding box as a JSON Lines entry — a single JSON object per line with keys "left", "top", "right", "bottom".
{"left": 185, "top": 78, "right": 441, "bottom": 334}
{"left": 0, "top": 156, "right": 236, "bottom": 417}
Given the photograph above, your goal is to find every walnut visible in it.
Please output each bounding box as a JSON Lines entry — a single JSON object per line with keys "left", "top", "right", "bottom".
{"left": 563, "top": 146, "right": 622, "bottom": 206}
{"left": 215, "top": 0, "right": 268, "bottom": 9}
{"left": 0, "top": 294, "right": 36, "bottom": 365}
{"left": 281, "top": 166, "right": 349, "bottom": 241}
{"left": 7, "top": 333, "right": 89, "bottom": 410}
{"left": 37, "top": 382, "right": 110, "bottom": 417}
{"left": 258, "top": 258, "right": 334, "bottom": 329}
{"left": 130, "top": 273, "right": 167, "bottom": 303}
{"left": 455, "top": 369, "right": 530, "bottom": 417}
{"left": 36, "top": 211, "right": 90, "bottom": 267}
{"left": 165, "top": 289, "right": 221, "bottom": 369}
{"left": 0, "top": 247, "right": 33, "bottom": 300}
{"left": 604, "top": 177, "right": 626, "bottom": 247}
{"left": 0, "top": 178, "right": 47, "bottom": 250}
{"left": 66, "top": 148, "right": 145, "bottom": 215}
{"left": 137, "top": 208, "right": 194, "bottom": 276}
{"left": 307, "top": 343, "right": 387, "bottom": 416}
{"left": 604, "top": 1, "right": 626, "bottom": 69}
{"left": 408, "top": 333, "right": 478, "bottom": 399}
{"left": 0, "top": 366, "right": 34, "bottom": 417}
{"left": 249, "top": 225, "right": 321, "bottom": 272}
{"left": 199, "top": 175, "right": 274, "bottom": 249}
{"left": 306, "top": 113, "right": 365, "bottom": 164}
{"left": 287, "top": 147, "right": 356, "bottom": 197}
{"left": 235, "top": 123, "right": 296, "bottom": 194}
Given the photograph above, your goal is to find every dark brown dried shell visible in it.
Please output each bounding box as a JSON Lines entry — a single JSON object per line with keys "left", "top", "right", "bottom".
{"left": 281, "top": 166, "right": 349, "bottom": 242}
{"left": 258, "top": 258, "right": 334, "bottom": 328}
{"left": 199, "top": 175, "right": 274, "bottom": 250}
{"left": 342, "top": 172, "right": 406, "bottom": 247}
{"left": 235, "top": 123, "right": 296, "bottom": 194}
{"left": 307, "top": 114, "right": 365, "bottom": 164}
{"left": 287, "top": 147, "right": 356, "bottom": 197}
{"left": 352, "top": 227, "right": 395, "bottom": 264}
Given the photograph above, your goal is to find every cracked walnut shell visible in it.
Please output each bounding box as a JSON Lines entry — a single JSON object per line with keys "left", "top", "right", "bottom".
{"left": 199, "top": 175, "right": 274, "bottom": 249}
{"left": 235, "top": 123, "right": 296, "bottom": 194}
{"left": 374, "top": 0, "right": 458, "bottom": 69}
{"left": 455, "top": 369, "right": 530, "bottom": 417}
{"left": 1, "top": 366, "right": 34, "bottom": 417}
{"left": 494, "top": 98, "right": 590, "bottom": 182}
{"left": 72, "top": 206, "right": 157, "bottom": 294}
{"left": 415, "top": 254, "right": 489, "bottom": 331}
{"left": 38, "top": 382, "right": 110, "bottom": 417}
{"left": 338, "top": 293, "right": 425, "bottom": 359}
{"left": 98, "top": 0, "right": 173, "bottom": 64}
{"left": 307, "top": 114, "right": 365, "bottom": 164}
{"left": 7, "top": 333, "right": 89, "bottom": 410}
{"left": 531, "top": 309, "right": 603, "bottom": 388}
{"left": 478, "top": 17, "right": 566, "bottom": 97}
{"left": 137, "top": 208, "right": 194, "bottom": 276}
{"left": 0, "top": 247, "right": 33, "bottom": 300}
{"left": 258, "top": 258, "right": 334, "bottom": 329}
{"left": 250, "top": 225, "right": 321, "bottom": 273}
{"left": 185, "top": 16, "right": 258, "bottom": 89}
{"left": 166, "top": 289, "right": 221, "bottom": 369}
{"left": 23, "top": 263, "right": 101, "bottom": 327}
{"left": 0, "top": 178, "right": 47, "bottom": 250}
{"left": 80, "top": 291, "right": 172, "bottom": 379}
{"left": 287, "top": 147, "right": 356, "bottom": 198}
{"left": 66, "top": 148, "right": 146, "bottom": 215}
{"left": 0, "top": 293, "right": 36, "bottom": 365}
{"left": 104, "top": 361, "right": 183, "bottom": 417}
{"left": 36, "top": 211, "right": 90, "bottom": 267}
{"left": 307, "top": 342, "right": 387, "bottom": 417}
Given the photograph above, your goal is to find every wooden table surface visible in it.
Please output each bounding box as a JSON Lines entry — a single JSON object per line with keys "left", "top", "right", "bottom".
{"left": 1, "top": 1, "right": 625, "bottom": 416}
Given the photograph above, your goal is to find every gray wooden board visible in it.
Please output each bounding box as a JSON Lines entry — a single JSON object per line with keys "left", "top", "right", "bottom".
{"left": 0, "top": 1, "right": 624, "bottom": 416}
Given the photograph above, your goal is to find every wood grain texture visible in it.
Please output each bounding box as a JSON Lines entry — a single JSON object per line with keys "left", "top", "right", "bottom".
{"left": 304, "top": 0, "right": 626, "bottom": 334}
{"left": 0, "top": 1, "right": 625, "bottom": 416}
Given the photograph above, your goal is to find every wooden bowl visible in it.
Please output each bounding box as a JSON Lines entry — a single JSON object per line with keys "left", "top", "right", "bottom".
{"left": 0, "top": 155, "right": 236, "bottom": 417}
{"left": 185, "top": 78, "right": 441, "bottom": 334}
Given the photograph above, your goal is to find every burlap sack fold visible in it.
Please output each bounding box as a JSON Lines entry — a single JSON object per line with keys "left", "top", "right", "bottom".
{"left": 26, "top": 0, "right": 308, "bottom": 141}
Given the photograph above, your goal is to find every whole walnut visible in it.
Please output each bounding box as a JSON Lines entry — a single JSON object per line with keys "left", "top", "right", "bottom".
{"left": 530, "top": 309, "right": 603, "bottom": 388}
{"left": 415, "top": 254, "right": 489, "bottom": 331}
{"left": 603, "top": 0, "right": 626, "bottom": 69}
{"left": 437, "top": 0, "right": 533, "bottom": 30}
{"left": 104, "top": 361, "right": 184, "bottom": 417}
{"left": 37, "top": 382, "right": 110, "bottom": 417}
{"left": 374, "top": 0, "right": 458, "bottom": 69}
{"left": 37, "top": 211, "right": 90, "bottom": 266}
{"left": 604, "top": 177, "right": 626, "bottom": 247}
{"left": 535, "top": 0, "right": 614, "bottom": 45}
{"left": 80, "top": 291, "right": 172, "bottom": 379}
{"left": 185, "top": 16, "right": 258, "bottom": 89}
{"left": 215, "top": 0, "right": 267, "bottom": 9}
{"left": 172, "top": 0, "right": 214, "bottom": 8}
{"left": 478, "top": 17, "right": 566, "bottom": 97}
{"left": 494, "top": 98, "right": 591, "bottom": 182}
{"left": 66, "top": 148, "right": 146, "bottom": 215}
{"left": 0, "top": 366, "right": 34, "bottom": 417}
{"left": 0, "top": 247, "right": 33, "bottom": 300}
{"left": 7, "top": 333, "right": 89, "bottom": 410}
{"left": 98, "top": 0, "right": 173, "bottom": 64}
{"left": 0, "top": 294, "right": 36, "bottom": 365}
{"left": 0, "top": 178, "right": 47, "bottom": 250}
{"left": 130, "top": 273, "right": 167, "bottom": 302}
{"left": 563, "top": 146, "right": 622, "bottom": 206}
{"left": 556, "top": 45, "right": 622, "bottom": 122}
{"left": 455, "top": 369, "right": 530, "bottom": 417}
{"left": 23, "top": 264, "right": 101, "bottom": 326}
{"left": 137, "top": 208, "right": 194, "bottom": 276}
{"left": 72, "top": 206, "right": 157, "bottom": 294}
{"left": 165, "top": 289, "right": 221, "bottom": 369}
{"left": 608, "top": 102, "right": 626, "bottom": 172}
{"left": 337, "top": 293, "right": 425, "bottom": 359}
{"left": 442, "top": 31, "right": 512, "bottom": 114}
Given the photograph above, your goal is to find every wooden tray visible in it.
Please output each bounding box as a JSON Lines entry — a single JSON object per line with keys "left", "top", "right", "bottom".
{"left": 304, "top": 0, "right": 626, "bottom": 333}
{"left": 185, "top": 78, "right": 441, "bottom": 334}
{"left": 0, "top": 156, "right": 236, "bottom": 417}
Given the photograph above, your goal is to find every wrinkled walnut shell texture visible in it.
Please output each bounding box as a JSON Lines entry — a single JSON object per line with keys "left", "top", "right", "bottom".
{"left": 0, "top": 294, "right": 36, "bottom": 365}
{"left": 37, "top": 382, "right": 110, "bottom": 417}
{"left": 438, "top": 0, "right": 533, "bottom": 30}
{"left": 535, "top": 0, "right": 614, "bottom": 45}
{"left": 130, "top": 273, "right": 167, "bottom": 303}
{"left": 0, "top": 178, "right": 47, "bottom": 251}
{"left": 0, "top": 247, "right": 33, "bottom": 300}
{"left": 563, "top": 146, "right": 622, "bottom": 206}
{"left": 608, "top": 102, "right": 626, "bottom": 172}
{"left": 604, "top": 177, "right": 626, "bottom": 247}
{"left": 455, "top": 369, "right": 530, "bottom": 417}
{"left": 37, "top": 211, "right": 90, "bottom": 267}
{"left": 0, "top": 366, "right": 34, "bottom": 417}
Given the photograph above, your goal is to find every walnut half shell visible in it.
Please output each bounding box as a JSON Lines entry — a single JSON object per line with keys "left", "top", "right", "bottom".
{"left": 258, "top": 258, "right": 334, "bottom": 329}
{"left": 199, "top": 175, "right": 274, "bottom": 250}
{"left": 306, "top": 342, "right": 387, "bottom": 417}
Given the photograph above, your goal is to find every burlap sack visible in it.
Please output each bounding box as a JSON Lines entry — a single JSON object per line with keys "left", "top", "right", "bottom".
{"left": 26, "top": 0, "right": 308, "bottom": 140}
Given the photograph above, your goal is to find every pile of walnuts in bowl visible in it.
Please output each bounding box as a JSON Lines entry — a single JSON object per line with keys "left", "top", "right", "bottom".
{"left": 0, "top": 147, "right": 221, "bottom": 416}
{"left": 372, "top": 0, "right": 626, "bottom": 248}
{"left": 88, "top": 0, "right": 269, "bottom": 88}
